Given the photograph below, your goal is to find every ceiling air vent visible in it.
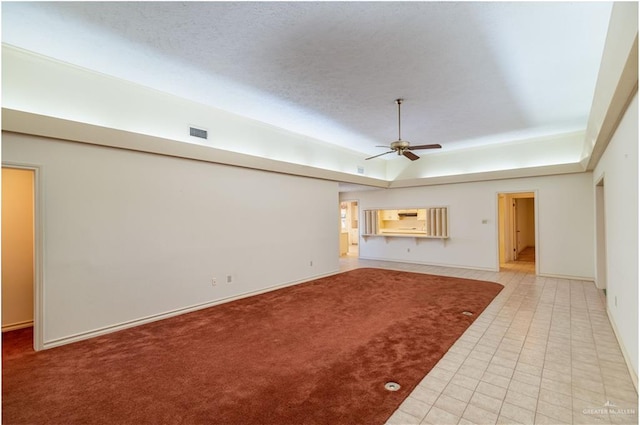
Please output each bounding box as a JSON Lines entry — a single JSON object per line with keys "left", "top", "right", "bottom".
{"left": 189, "top": 126, "right": 208, "bottom": 140}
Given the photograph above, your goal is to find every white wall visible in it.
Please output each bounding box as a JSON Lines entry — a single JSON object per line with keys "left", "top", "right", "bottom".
{"left": 593, "top": 93, "right": 638, "bottom": 379}
{"left": 3, "top": 132, "right": 339, "bottom": 347}
{"left": 344, "top": 172, "right": 594, "bottom": 278}
{"left": 2, "top": 168, "right": 35, "bottom": 330}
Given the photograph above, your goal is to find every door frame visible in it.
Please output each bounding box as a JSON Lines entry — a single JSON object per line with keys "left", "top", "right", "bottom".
{"left": 595, "top": 174, "right": 607, "bottom": 290}
{"left": 3, "top": 162, "right": 44, "bottom": 351}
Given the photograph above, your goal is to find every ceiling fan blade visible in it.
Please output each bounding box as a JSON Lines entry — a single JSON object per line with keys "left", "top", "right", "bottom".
{"left": 365, "top": 150, "right": 395, "bottom": 160}
{"left": 407, "top": 143, "right": 442, "bottom": 150}
{"left": 375, "top": 145, "right": 391, "bottom": 148}
{"left": 403, "top": 150, "right": 420, "bottom": 161}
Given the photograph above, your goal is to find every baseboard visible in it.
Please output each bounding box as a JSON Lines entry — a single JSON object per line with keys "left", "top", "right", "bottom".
{"left": 537, "top": 272, "right": 595, "bottom": 281}
{"left": 606, "top": 308, "right": 638, "bottom": 391}
{"left": 2, "top": 320, "right": 34, "bottom": 332}
{"left": 356, "top": 256, "right": 595, "bottom": 281}
{"left": 357, "top": 256, "right": 497, "bottom": 272}
{"left": 42, "top": 269, "right": 341, "bottom": 350}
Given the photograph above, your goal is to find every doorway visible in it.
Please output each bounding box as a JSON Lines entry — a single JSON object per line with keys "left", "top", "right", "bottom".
{"left": 2, "top": 165, "right": 41, "bottom": 351}
{"left": 339, "top": 200, "right": 359, "bottom": 257}
{"left": 498, "top": 192, "right": 537, "bottom": 273}
{"left": 2, "top": 167, "right": 35, "bottom": 332}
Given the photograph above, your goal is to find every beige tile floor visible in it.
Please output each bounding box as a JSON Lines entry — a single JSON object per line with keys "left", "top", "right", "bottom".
{"left": 339, "top": 257, "right": 638, "bottom": 425}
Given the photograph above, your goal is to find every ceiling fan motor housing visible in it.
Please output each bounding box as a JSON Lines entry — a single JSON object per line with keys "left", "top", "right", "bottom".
{"left": 391, "top": 140, "right": 410, "bottom": 153}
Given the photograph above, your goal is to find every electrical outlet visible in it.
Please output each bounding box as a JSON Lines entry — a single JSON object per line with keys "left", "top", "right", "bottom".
{"left": 407, "top": 248, "right": 411, "bottom": 253}
{"left": 226, "top": 275, "right": 233, "bottom": 284}
{"left": 310, "top": 260, "right": 313, "bottom": 267}
{"left": 211, "top": 277, "right": 217, "bottom": 286}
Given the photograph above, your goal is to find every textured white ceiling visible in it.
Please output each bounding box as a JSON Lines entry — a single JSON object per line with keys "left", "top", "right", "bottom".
{"left": 2, "top": 1, "right": 612, "bottom": 158}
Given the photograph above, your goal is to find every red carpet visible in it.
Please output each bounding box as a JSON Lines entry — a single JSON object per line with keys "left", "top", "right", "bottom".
{"left": 3, "top": 268, "right": 502, "bottom": 424}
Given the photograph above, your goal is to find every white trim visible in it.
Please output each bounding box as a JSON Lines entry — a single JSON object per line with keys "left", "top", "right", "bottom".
{"left": 537, "top": 273, "right": 595, "bottom": 281}
{"left": 2, "top": 162, "right": 44, "bottom": 351}
{"left": 495, "top": 194, "right": 502, "bottom": 271}
{"left": 606, "top": 307, "right": 639, "bottom": 391}
{"left": 533, "top": 190, "right": 540, "bottom": 276}
{"left": 41, "top": 269, "right": 340, "bottom": 350}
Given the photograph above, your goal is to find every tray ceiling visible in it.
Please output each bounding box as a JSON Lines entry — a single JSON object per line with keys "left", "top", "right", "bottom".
{"left": 2, "top": 2, "right": 613, "bottom": 180}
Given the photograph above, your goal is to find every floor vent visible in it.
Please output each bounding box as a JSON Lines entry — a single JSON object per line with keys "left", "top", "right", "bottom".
{"left": 384, "top": 382, "right": 401, "bottom": 391}
{"left": 189, "top": 126, "right": 208, "bottom": 140}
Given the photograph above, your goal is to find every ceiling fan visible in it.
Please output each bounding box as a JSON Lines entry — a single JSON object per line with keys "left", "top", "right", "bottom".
{"left": 365, "top": 99, "right": 442, "bottom": 161}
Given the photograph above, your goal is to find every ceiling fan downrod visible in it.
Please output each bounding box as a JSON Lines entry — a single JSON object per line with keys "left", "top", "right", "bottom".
{"left": 395, "top": 99, "right": 406, "bottom": 155}
{"left": 396, "top": 98, "right": 403, "bottom": 142}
